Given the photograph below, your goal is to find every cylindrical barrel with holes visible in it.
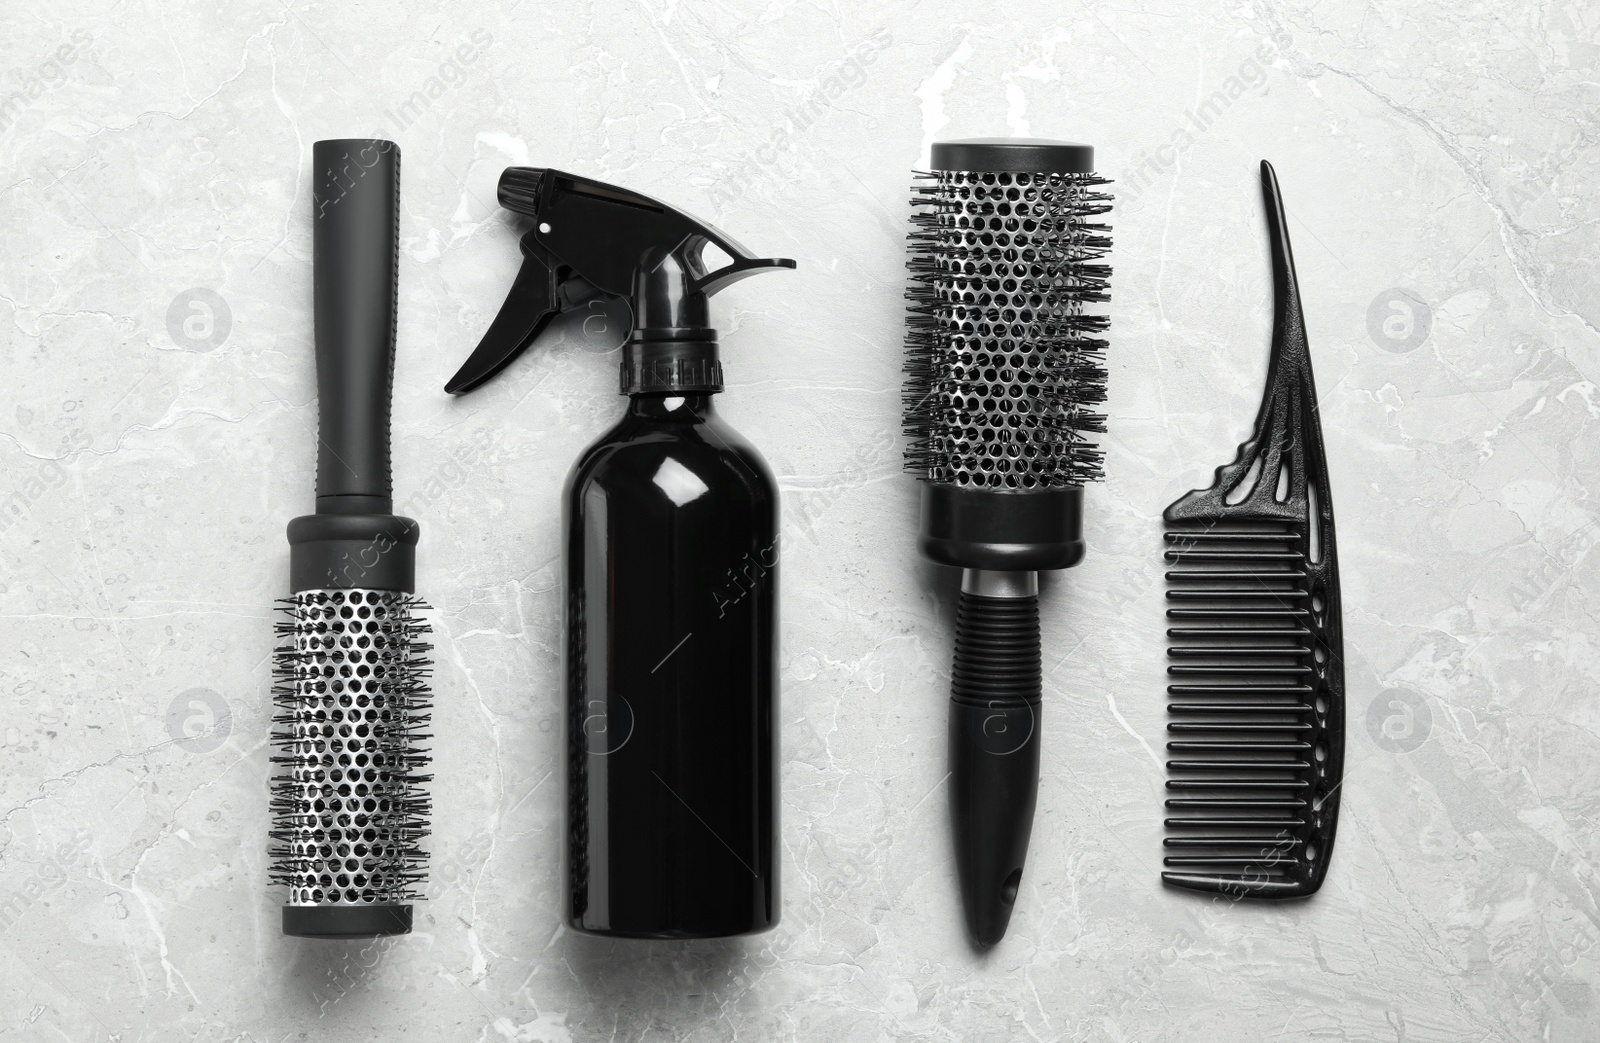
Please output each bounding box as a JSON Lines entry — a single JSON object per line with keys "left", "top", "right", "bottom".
{"left": 269, "top": 139, "right": 434, "bottom": 940}
{"left": 903, "top": 138, "right": 1113, "bottom": 945}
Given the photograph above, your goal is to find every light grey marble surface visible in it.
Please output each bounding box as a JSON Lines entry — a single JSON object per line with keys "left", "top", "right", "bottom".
{"left": 1, "top": 1, "right": 1596, "bottom": 1040}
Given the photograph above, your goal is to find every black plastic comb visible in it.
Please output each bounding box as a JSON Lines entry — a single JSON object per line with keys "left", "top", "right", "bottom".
{"left": 1160, "top": 161, "right": 1343, "bottom": 898}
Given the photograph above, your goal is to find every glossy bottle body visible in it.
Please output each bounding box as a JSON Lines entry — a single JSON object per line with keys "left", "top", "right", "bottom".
{"left": 563, "top": 393, "right": 779, "bottom": 937}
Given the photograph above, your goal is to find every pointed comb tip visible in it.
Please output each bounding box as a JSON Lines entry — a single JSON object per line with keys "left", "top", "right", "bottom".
{"left": 1259, "top": 161, "right": 1284, "bottom": 209}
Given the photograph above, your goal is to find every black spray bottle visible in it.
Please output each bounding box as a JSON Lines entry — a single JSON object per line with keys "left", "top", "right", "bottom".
{"left": 446, "top": 169, "right": 794, "bottom": 938}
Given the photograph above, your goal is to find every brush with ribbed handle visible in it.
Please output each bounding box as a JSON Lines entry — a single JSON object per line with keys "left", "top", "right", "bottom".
{"left": 903, "top": 138, "right": 1112, "bottom": 946}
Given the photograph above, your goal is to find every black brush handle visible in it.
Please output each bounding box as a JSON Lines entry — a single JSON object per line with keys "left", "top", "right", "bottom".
{"left": 949, "top": 585, "right": 1041, "bottom": 946}
{"left": 312, "top": 139, "right": 400, "bottom": 515}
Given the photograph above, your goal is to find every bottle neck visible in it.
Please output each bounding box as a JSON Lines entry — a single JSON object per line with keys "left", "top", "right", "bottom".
{"left": 620, "top": 337, "right": 722, "bottom": 396}
{"left": 627, "top": 392, "right": 718, "bottom": 420}
{"left": 620, "top": 249, "right": 724, "bottom": 396}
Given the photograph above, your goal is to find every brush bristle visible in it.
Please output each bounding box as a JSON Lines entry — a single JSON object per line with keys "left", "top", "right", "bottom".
{"left": 268, "top": 589, "right": 433, "bottom": 907}
{"left": 903, "top": 169, "right": 1113, "bottom": 489}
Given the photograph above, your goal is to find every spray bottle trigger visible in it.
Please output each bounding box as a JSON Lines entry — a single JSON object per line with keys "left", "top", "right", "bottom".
{"left": 443, "top": 246, "right": 561, "bottom": 394}
{"left": 446, "top": 167, "right": 794, "bottom": 396}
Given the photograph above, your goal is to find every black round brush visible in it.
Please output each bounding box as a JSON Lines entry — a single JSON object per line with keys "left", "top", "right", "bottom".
{"left": 269, "top": 139, "right": 433, "bottom": 939}
{"left": 903, "top": 138, "right": 1112, "bottom": 945}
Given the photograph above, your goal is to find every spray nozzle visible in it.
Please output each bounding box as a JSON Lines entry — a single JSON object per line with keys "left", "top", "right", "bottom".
{"left": 444, "top": 168, "right": 794, "bottom": 396}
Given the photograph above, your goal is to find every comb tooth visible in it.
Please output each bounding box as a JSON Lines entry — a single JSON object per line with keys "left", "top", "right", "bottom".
{"left": 1166, "top": 591, "right": 1307, "bottom": 601}
{"left": 1169, "top": 647, "right": 1311, "bottom": 657}
{"left": 1171, "top": 831, "right": 1305, "bottom": 844}
{"left": 1168, "top": 690, "right": 1315, "bottom": 701}
{"left": 1167, "top": 583, "right": 1302, "bottom": 592}
{"left": 1164, "top": 531, "right": 1292, "bottom": 542}
{"left": 1167, "top": 760, "right": 1310, "bottom": 771}
{"left": 1168, "top": 723, "right": 1314, "bottom": 733}
{"left": 1167, "top": 705, "right": 1314, "bottom": 716}
{"left": 1164, "top": 528, "right": 1295, "bottom": 537}
{"left": 1171, "top": 671, "right": 1305, "bottom": 681}
{"left": 1165, "top": 570, "right": 1309, "bottom": 581}
{"left": 1170, "top": 629, "right": 1312, "bottom": 641}
{"left": 1172, "top": 662, "right": 1308, "bottom": 672}
{"left": 1165, "top": 798, "right": 1308, "bottom": 809}
{"left": 1167, "top": 741, "right": 1311, "bottom": 752}
{"left": 1166, "top": 549, "right": 1295, "bottom": 557}
{"left": 1166, "top": 779, "right": 1309, "bottom": 790}
{"left": 1164, "top": 857, "right": 1301, "bottom": 868}
{"left": 1166, "top": 609, "right": 1311, "bottom": 620}
{"left": 1165, "top": 817, "right": 1306, "bottom": 829}
{"left": 1168, "top": 684, "right": 1312, "bottom": 694}
{"left": 1164, "top": 835, "right": 1305, "bottom": 847}
{"left": 1167, "top": 875, "right": 1291, "bottom": 888}
{"left": 1165, "top": 550, "right": 1305, "bottom": 562}
{"left": 1169, "top": 652, "right": 1309, "bottom": 662}
{"left": 1161, "top": 874, "right": 1308, "bottom": 894}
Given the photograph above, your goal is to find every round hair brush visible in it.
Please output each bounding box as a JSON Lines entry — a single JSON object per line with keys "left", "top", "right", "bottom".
{"left": 269, "top": 139, "right": 433, "bottom": 939}
{"left": 903, "top": 138, "right": 1112, "bottom": 945}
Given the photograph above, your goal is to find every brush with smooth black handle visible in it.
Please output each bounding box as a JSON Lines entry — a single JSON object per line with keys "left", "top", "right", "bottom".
{"left": 1161, "top": 160, "right": 1343, "bottom": 897}
{"left": 269, "top": 138, "right": 433, "bottom": 939}
{"left": 903, "top": 138, "right": 1112, "bottom": 945}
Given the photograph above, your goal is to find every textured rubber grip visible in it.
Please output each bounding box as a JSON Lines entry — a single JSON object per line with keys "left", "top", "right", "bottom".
{"left": 312, "top": 139, "right": 400, "bottom": 514}
{"left": 949, "top": 591, "right": 1042, "bottom": 946}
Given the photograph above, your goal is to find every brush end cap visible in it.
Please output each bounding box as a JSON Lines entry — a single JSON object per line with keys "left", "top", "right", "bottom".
{"left": 282, "top": 904, "right": 413, "bottom": 939}
{"left": 917, "top": 483, "right": 1085, "bottom": 572}
{"left": 286, "top": 513, "right": 419, "bottom": 593}
{"left": 931, "top": 137, "right": 1094, "bottom": 174}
